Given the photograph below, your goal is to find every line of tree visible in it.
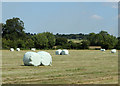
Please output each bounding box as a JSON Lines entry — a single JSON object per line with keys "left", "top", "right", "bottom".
{"left": 1, "top": 17, "right": 120, "bottom": 50}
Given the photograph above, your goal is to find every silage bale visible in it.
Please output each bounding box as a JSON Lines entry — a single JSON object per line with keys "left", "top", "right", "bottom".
{"left": 23, "top": 52, "right": 42, "bottom": 66}
{"left": 16, "top": 48, "right": 20, "bottom": 51}
{"left": 61, "top": 49, "right": 69, "bottom": 55}
{"left": 100, "top": 49, "right": 105, "bottom": 51}
{"left": 111, "top": 49, "right": 116, "bottom": 53}
{"left": 10, "top": 48, "right": 14, "bottom": 51}
{"left": 37, "top": 51, "right": 52, "bottom": 66}
{"left": 55, "top": 49, "right": 62, "bottom": 55}
{"left": 31, "top": 48, "right": 36, "bottom": 51}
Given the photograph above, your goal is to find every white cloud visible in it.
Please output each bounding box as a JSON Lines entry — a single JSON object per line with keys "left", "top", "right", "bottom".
{"left": 91, "top": 15, "right": 103, "bottom": 20}
{"left": 112, "top": 2, "right": 119, "bottom": 9}
{"left": 112, "top": 5, "right": 118, "bottom": 8}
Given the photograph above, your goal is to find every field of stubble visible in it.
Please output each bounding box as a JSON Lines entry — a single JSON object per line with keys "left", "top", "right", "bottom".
{"left": 2, "top": 50, "right": 118, "bottom": 84}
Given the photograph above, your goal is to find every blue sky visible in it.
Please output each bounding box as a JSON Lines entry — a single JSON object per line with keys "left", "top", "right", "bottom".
{"left": 2, "top": 2, "right": 118, "bottom": 36}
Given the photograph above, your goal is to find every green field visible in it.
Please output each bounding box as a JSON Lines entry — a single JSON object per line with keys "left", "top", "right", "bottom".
{"left": 68, "top": 39, "right": 82, "bottom": 43}
{"left": 2, "top": 50, "right": 118, "bottom": 84}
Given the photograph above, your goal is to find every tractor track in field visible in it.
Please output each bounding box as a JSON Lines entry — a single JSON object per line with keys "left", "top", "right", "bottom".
{"left": 2, "top": 76, "right": 68, "bottom": 84}
{"left": 2, "top": 75, "right": 118, "bottom": 84}
{"left": 76, "top": 76, "right": 118, "bottom": 84}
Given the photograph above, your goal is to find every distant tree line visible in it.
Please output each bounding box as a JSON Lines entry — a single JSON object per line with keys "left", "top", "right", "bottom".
{"left": 1, "top": 17, "right": 120, "bottom": 50}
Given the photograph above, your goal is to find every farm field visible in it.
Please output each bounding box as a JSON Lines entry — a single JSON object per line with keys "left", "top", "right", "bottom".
{"left": 2, "top": 50, "right": 118, "bottom": 84}
{"left": 68, "top": 39, "right": 82, "bottom": 43}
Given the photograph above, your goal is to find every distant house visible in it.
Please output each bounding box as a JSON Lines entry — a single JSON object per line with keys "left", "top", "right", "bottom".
{"left": 89, "top": 46, "right": 101, "bottom": 50}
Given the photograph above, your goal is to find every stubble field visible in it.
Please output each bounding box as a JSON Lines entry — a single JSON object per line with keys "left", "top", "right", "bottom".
{"left": 2, "top": 50, "right": 118, "bottom": 84}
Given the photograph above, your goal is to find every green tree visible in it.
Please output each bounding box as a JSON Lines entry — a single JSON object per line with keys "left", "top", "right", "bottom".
{"left": 99, "top": 30, "right": 109, "bottom": 36}
{"left": 99, "top": 31, "right": 118, "bottom": 49}
{"left": 16, "top": 39, "right": 26, "bottom": 49}
{"left": 62, "top": 43, "right": 71, "bottom": 49}
{"left": 76, "top": 43, "right": 82, "bottom": 49}
{"left": 68, "top": 41, "right": 77, "bottom": 49}
{"left": 88, "top": 33, "right": 96, "bottom": 45}
{"left": 81, "top": 40, "right": 90, "bottom": 49}
{"left": 2, "top": 17, "right": 26, "bottom": 40}
{"left": 2, "top": 38, "right": 10, "bottom": 49}
{"left": 33, "top": 33, "right": 48, "bottom": 49}
{"left": 43, "top": 32, "right": 55, "bottom": 49}
{"left": 88, "top": 31, "right": 118, "bottom": 49}
{"left": 115, "top": 37, "right": 120, "bottom": 49}
{"left": 25, "top": 39, "right": 34, "bottom": 49}
{"left": 55, "top": 37, "right": 68, "bottom": 46}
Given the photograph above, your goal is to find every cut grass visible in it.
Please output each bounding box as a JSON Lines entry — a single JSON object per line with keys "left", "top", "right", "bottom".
{"left": 68, "top": 39, "right": 82, "bottom": 43}
{"left": 2, "top": 50, "right": 118, "bottom": 84}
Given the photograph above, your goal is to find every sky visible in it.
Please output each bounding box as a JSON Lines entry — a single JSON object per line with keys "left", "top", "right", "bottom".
{"left": 2, "top": 2, "right": 118, "bottom": 36}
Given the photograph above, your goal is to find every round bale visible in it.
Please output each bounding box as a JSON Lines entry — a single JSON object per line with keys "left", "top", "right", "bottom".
{"left": 23, "top": 52, "right": 42, "bottom": 66}
{"left": 31, "top": 48, "right": 36, "bottom": 51}
{"left": 55, "top": 49, "right": 62, "bottom": 55}
{"left": 37, "top": 51, "right": 52, "bottom": 66}
{"left": 61, "top": 49, "right": 69, "bottom": 55}
{"left": 100, "top": 49, "right": 105, "bottom": 51}
{"left": 10, "top": 48, "right": 14, "bottom": 51}
{"left": 16, "top": 48, "right": 20, "bottom": 51}
{"left": 111, "top": 49, "right": 116, "bottom": 53}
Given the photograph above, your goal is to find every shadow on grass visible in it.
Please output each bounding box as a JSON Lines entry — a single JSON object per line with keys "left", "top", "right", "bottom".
{"left": 20, "top": 64, "right": 52, "bottom": 67}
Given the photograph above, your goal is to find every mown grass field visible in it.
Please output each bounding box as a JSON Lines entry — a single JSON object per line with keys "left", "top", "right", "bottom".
{"left": 2, "top": 50, "right": 118, "bottom": 84}
{"left": 68, "top": 39, "right": 82, "bottom": 43}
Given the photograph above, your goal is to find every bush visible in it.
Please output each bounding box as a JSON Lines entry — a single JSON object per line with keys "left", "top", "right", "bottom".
{"left": 25, "top": 39, "right": 34, "bottom": 49}
{"left": 62, "top": 43, "right": 71, "bottom": 49}
{"left": 55, "top": 37, "right": 68, "bottom": 46}
{"left": 17, "top": 39, "right": 26, "bottom": 49}
{"left": 81, "top": 40, "right": 90, "bottom": 49}
{"left": 43, "top": 32, "right": 55, "bottom": 49}
{"left": 33, "top": 33, "right": 48, "bottom": 49}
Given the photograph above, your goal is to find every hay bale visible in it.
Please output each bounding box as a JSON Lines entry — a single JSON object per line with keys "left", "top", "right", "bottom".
{"left": 55, "top": 49, "right": 62, "bottom": 55}
{"left": 111, "top": 49, "right": 116, "bottom": 53}
{"left": 100, "top": 49, "right": 105, "bottom": 51}
{"left": 31, "top": 48, "right": 36, "bottom": 51}
{"left": 23, "top": 52, "right": 42, "bottom": 66}
{"left": 10, "top": 48, "right": 14, "bottom": 51}
{"left": 37, "top": 51, "right": 52, "bottom": 66}
{"left": 16, "top": 48, "right": 20, "bottom": 51}
{"left": 61, "top": 49, "right": 69, "bottom": 55}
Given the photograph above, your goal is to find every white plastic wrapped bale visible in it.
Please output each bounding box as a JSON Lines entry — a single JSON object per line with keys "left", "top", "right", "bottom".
{"left": 100, "top": 49, "right": 105, "bottom": 51}
{"left": 111, "top": 49, "right": 116, "bottom": 53}
{"left": 10, "top": 48, "right": 14, "bottom": 51}
{"left": 23, "top": 52, "right": 42, "bottom": 66}
{"left": 61, "top": 49, "right": 69, "bottom": 55}
{"left": 37, "top": 51, "right": 52, "bottom": 66}
{"left": 31, "top": 48, "right": 36, "bottom": 51}
{"left": 55, "top": 49, "right": 62, "bottom": 55}
{"left": 16, "top": 48, "right": 20, "bottom": 51}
